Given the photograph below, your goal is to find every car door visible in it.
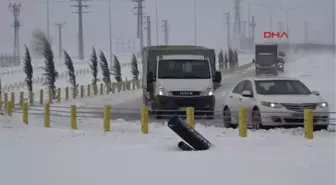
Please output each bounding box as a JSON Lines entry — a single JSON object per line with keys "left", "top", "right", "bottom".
{"left": 229, "top": 80, "right": 246, "bottom": 113}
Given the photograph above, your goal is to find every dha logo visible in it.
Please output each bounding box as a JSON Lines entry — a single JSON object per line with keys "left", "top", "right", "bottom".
{"left": 263, "top": 32, "right": 289, "bottom": 39}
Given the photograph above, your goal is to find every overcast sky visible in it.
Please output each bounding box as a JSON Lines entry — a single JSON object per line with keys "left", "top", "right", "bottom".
{"left": 0, "top": 0, "right": 334, "bottom": 58}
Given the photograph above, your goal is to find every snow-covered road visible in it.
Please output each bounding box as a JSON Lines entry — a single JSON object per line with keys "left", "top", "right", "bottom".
{"left": 0, "top": 52, "right": 335, "bottom": 185}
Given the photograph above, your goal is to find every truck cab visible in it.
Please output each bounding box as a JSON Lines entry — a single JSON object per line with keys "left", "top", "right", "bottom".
{"left": 145, "top": 54, "right": 221, "bottom": 118}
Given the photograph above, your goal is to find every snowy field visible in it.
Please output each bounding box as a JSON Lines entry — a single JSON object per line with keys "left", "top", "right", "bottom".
{"left": 0, "top": 52, "right": 335, "bottom": 185}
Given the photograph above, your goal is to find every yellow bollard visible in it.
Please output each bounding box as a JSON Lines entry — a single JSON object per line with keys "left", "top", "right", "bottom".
{"left": 70, "top": 105, "right": 77, "bottom": 129}
{"left": 122, "top": 81, "right": 126, "bottom": 91}
{"left": 29, "top": 91, "right": 34, "bottom": 105}
{"left": 4, "top": 93, "right": 8, "bottom": 109}
{"left": 39, "top": 89, "right": 44, "bottom": 104}
{"left": 111, "top": 83, "right": 115, "bottom": 94}
{"left": 100, "top": 83, "right": 103, "bottom": 95}
{"left": 23, "top": 102, "right": 28, "bottom": 124}
{"left": 65, "top": 87, "right": 69, "bottom": 100}
{"left": 141, "top": 106, "right": 149, "bottom": 134}
{"left": 57, "top": 88, "right": 61, "bottom": 103}
{"left": 94, "top": 85, "right": 98, "bottom": 95}
{"left": 72, "top": 86, "right": 77, "bottom": 99}
{"left": 80, "top": 85, "right": 84, "bottom": 98}
{"left": 238, "top": 108, "right": 248, "bottom": 137}
{"left": 7, "top": 101, "right": 12, "bottom": 117}
{"left": 186, "top": 107, "right": 195, "bottom": 128}
{"left": 117, "top": 82, "right": 121, "bottom": 92}
{"left": 20, "top": 91, "right": 24, "bottom": 108}
{"left": 132, "top": 79, "right": 136, "bottom": 90}
{"left": 48, "top": 88, "right": 52, "bottom": 103}
{"left": 10, "top": 92, "right": 15, "bottom": 108}
{"left": 87, "top": 84, "right": 91, "bottom": 96}
{"left": 103, "top": 105, "right": 111, "bottom": 132}
{"left": 304, "top": 109, "right": 314, "bottom": 139}
{"left": 44, "top": 103, "right": 50, "bottom": 127}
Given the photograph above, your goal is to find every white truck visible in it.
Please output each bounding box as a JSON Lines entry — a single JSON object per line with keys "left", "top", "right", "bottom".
{"left": 142, "top": 45, "right": 222, "bottom": 119}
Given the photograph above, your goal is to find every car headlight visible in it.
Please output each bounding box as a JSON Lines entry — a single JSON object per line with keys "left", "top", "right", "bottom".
{"left": 261, "top": 101, "right": 283, "bottom": 108}
{"left": 157, "top": 85, "right": 168, "bottom": 96}
{"left": 202, "top": 86, "right": 214, "bottom": 96}
{"left": 319, "top": 102, "right": 328, "bottom": 108}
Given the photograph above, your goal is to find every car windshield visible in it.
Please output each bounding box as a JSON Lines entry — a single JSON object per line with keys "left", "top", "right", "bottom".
{"left": 157, "top": 59, "right": 211, "bottom": 79}
{"left": 255, "top": 80, "right": 312, "bottom": 95}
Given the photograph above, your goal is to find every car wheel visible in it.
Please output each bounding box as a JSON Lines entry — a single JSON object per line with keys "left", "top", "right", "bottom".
{"left": 223, "top": 107, "right": 234, "bottom": 128}
{"left": 252, "top": 108, "right": 262, "bottom": 130}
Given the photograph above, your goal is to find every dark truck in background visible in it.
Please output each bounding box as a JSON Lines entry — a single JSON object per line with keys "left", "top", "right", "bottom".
{"left": 255, "top": 44, "right": 278, "bottom": 76}
{"left": 142, "top": 45, "right": 222, "bottom": 119}
{"left": 277, "top": 51, "right": 286, "bottom": 72}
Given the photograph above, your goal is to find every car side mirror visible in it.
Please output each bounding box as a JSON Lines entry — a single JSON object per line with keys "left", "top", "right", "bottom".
{"left": 214, "top": 71, "right": 222, "bottom": 83}
{"left": 241, "top": 90, "right": 253, "bottom": 98}
{"left": 147, "top": 71, "right": 153, "bottom": 83}
{"left": 312, "top": 90, "right": 320, "bottom": 96}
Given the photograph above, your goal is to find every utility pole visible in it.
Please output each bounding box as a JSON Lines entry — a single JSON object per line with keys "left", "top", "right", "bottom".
{"left": 251, "top": 16, "right": 256, "bottom": 52}
{"left": 54, "top": 22, "right": 66, "bottom": 58}
{"left": 193, "top": 0, "right": 197, "bottom": 45}
{"left": 233, "top": 0, "right": 241, "bottom": 49}
{"left": 71, "top": 0, "right": 90, "bottom": 60}
{"left": 242, "top": 20, "right": 247, "bottom": 38}
{"left": 9, "top": 2, "right": 21, "bottom": 66}
{"left": 304, "top": 22, "right": 308, "bottom": 43}
{"left": 161, "top": 20, "right": 169, "bottom": 45}
{"left": 133, "top": 0, "right": 145, "bottom": 53}
{"left": 144, "top": 16, "right": 152, "bottom": 46}
{"left": 247, "top": 2, "right": 251, "bottom": 38}
{"left": 46, "top": 0, "right": 50, "bottom": 40}
{"left": 224, "top": 12, "right": 231, "bottom": 49}
{"left": 155, "top": 0, "right": 159, "bottom": 45}
{"left": 278, "top": 22, "right": 284, "bottom": 32}
{"left": 108, "top": 0, "right": 113, "bottom": 62}
{"left": 332, "top": 0, "right": 335, "bottom": 52}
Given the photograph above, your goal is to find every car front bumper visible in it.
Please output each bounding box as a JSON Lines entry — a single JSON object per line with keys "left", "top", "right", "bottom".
{"left": 259, "top": 107, "right": 330, "bottom": 126}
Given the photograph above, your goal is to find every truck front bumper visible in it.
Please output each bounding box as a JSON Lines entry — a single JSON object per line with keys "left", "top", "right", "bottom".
{"left": 154, "top": 95, "right": 215, "bottom": 111}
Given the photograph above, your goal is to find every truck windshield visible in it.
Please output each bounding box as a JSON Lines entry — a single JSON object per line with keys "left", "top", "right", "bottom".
{"left": 256, "top": 54, "right": 276, "bottom": 65}
{"left": 158, "top": 59, "right": 211, "bottom": 79}
{"left": 255, "top": 80, "right": 312, "bottom": 95}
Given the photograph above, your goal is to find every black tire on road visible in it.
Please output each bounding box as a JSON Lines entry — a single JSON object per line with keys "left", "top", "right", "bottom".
{"left": 223, "top": 107, "right": 235, "bottom": 128}
{"left": 252, "top": 108, "right": 262, "bottom": 130}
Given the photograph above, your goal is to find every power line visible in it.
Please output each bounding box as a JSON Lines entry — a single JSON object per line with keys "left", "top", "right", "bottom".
{"left": 70, "top": 0, "right": 91, "bottom": 60}
{"left": 9, "top": 2, "right": 21, "bottom": 65}
{"left": 54, "top": 22, "right": 66, "bottom": 58}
